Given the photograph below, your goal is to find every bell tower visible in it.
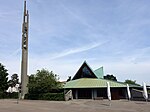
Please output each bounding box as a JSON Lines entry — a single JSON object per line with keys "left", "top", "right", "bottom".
{"left": 21, "top": 0, "right": 29, "bottom": 99}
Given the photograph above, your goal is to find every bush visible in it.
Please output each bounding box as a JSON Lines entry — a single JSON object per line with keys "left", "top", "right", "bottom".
{"left": 0, "top": 92, "right": 18, "bottom": 99}
{"left": 41, "top": 93, "right": 64, "bottom": 101}
{"left": 25, "top": 92, "right": 64, "bottom": 101}
{"left": 24, "top": 93, "right": 39, "bottom": 100}
{"left": 0, "top": 92, "right": 4, "bottom": 99}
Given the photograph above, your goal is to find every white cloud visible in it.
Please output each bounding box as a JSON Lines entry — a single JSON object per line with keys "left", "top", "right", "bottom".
{"left": 49, "top": 41, "right": 107, "bottom": 60}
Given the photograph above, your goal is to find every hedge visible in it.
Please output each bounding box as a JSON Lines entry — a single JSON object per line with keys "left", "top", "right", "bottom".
{"left": 0, "top": 92, "right": 18, "bottom": 99}
{"left": 25, "top": 92, "right": 65, "bottom": 101}
{"left": 0, "top": 92, "right": 64, "bottom": 101}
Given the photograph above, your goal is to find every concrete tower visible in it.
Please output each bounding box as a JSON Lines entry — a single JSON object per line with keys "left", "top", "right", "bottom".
{"left": 21, "top": 0, "right": 29, "bottom": 99}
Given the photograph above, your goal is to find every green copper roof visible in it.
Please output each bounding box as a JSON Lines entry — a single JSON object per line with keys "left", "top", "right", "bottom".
{"left": 94, "top": 67, "right": 104, "bottom": 79}
{"left": 64, "top": 78, "right": 127, "bottom": 89}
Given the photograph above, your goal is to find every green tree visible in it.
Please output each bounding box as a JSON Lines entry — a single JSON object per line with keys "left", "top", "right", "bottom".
{"left": 124, "top": 79, "right": 140, "bottom": 86}
{"left": 28, "top": 69, "right": 60, "bottom": 94}
{"left": 104, "top": 74, "right": 117, "bottom": 81}
{"left": 8, "top": 73, "right": 19, "bottom": 87}
{"left": 0, "top": 63, "right": 9, "bottom": 92}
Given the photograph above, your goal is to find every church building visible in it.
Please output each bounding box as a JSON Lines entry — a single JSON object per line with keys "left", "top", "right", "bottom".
{"left": 64, "top": 61, "right": 140, "bottom": 100}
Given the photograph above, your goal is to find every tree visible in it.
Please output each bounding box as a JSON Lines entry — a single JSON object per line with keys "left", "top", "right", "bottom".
{"left": 8, "top": 73, "right": 19, "bottom": 87}
{"left": 0, "top": 63, "right": 9, "bottom": 92}
{"left": 124, "top": 79, "right": 140, "bottom": 86}
{"left": 104, "top": 74, "right": 117, "bottom": 81}
{"left": 28, "top": 69, "right": 60, "bottom": 94}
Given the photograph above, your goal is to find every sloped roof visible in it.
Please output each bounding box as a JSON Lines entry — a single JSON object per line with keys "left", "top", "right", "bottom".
{"left": 64, "top": 78, "right": 127, "bottom": 88}
{"left": 94, "top": 67, "right": 104, "bottom": 79}
{"left": 66, "top": 61, "right": 142, "bottom": 89}
{"left": 72, "top": 61, "right": 97, "bottom": 80}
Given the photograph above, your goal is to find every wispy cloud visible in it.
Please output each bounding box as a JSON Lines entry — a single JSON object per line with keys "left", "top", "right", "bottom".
{"left": 121, "top": 46, "right": 150, "bottom": 64}
{"left": 50, "top": 41, "right": 107, "bottom": 60}
{"left": 1, "top": 48, "right": 21, "bottom": 60}
{"left": 59, "top": 1, "right": 94, "bottom": 30}
{"left": 0, "top": 10, "right": 21, "bottom": 22}
{"left": 7, "top": 48, "right": 21, "bottom": 58}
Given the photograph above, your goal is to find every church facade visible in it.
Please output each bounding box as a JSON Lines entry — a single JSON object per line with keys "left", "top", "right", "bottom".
{"left": 64, "top": 61, "right": 140, "bottom": 100}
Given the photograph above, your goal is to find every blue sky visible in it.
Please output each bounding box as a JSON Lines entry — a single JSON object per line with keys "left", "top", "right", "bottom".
{"left": 0, "top": 0, "right": 150, "bottom": 84}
